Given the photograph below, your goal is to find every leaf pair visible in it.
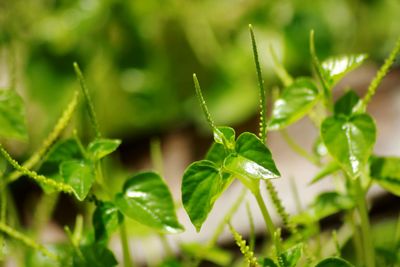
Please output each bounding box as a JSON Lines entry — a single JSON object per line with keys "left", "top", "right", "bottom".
{"left": 182, "top": 127, "right": 280, "bottom": 231}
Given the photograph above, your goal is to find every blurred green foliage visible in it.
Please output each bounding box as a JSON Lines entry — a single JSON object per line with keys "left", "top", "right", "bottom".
{"left": 1, "top": 0, "right": 399, "bottom": 142}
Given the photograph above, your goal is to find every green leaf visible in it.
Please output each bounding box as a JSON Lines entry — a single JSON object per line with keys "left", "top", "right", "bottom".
{"left": 181, "top": 243, "right": 232, "bottom": 266}
{"left": 321, "top": 114, "right": 376, "bottom": 176}
{"left": 370, "top": 156, "right": 400, "bottom": 196}
{"left": 334, "top": 90, "right": 360, "bottom": 116}
{"left": 315, "top": 257, "right": 355, "bottom": 267}
{"left": 322, "top": 54, "right": 368, "bottom": 87}
{"left": 60, "top": 160, "right": 95, "bottom": 201}
{"left": 213, "top": 126, "right": 235, "bottom": 150}
{"left": 73, "top": 243, "right": 118, "bottom": 267}
{"left": 205, "top": 143, "right": 227, "bottom": 166}
{"left": 259, "top": 258, "right": 278, "bottom": 267}
{"left": 268, "top": 78, "right": 319, "bottom": 130}
{"left": 223, "top": 132, "right": 280, "bottom": 181}
{"left": 293, "top": 192, "right": 354, "bottom": 224}
{"left": 39, "top": 139, "right": 85, "bottom": 194}
{"left": 310, "top": 162, "right": 340, "bottom": 185}
{"left": 92, "top": 202, "right": 124, "bottom": 243}
{"left": 158, "top": 258, "right": 183, "bottom": 267}
{"left": 115, "top": 172, "right": 184, "bottom": 233}
{"left": 0, "top": 89, "right": 28, "bottom": 140}
{"left": 87, "top": 138, "right": 121, "bottom": 161}
{"left": 280, "top": 243, "right": 303, "bottom": 267}
{"left": 182, "top": 160, "right": 233, "bottom": 231}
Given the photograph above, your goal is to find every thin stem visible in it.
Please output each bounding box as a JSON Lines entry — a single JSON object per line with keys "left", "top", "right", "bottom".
{"left": 120, "top": 221, "right": 134, "bottom": 267}
{"left": 246, "top": 202, "right": 256, "bottom": 251}
{"left": 355, "top": 179, "right": 375, "bottom": 267}
{"left": 2, "top": 90, "right": 79, "bottom": 186}
{"left": 73, "top": 62, "right": 101, "bottom": 138}
{"left": 280, "top": 129, "right": 320, "bottom": 165}
{"left": 252, "top": 187, "right": 276, "bottom": 237}
{"left": 269, "top": 45, "right": 293, "bottom": 87}
{"left": 348, "top": 211, "right": 363, "bottom": 265}
{"left": 150, "top": 138, "right": 164, "bottom": 176}
{"left": 0, "top": 221, "right": 58, "bottom": 261}
{"left": 0, "top": 145, "right": 74, "bottom": 194}
{"left": 359, "top": 37, "right": 400, "bottom": 111}
{"left": 32, "top": 193, "right": 59, "bottom": 237}
{"left": 193, "top": 74, "right": 216, "bottom": 131}
{"left": 288, "top": 176, "right": 303, "bottom": 214}
{"left": 249, "top": 24, "right": 267, "bottom": 142}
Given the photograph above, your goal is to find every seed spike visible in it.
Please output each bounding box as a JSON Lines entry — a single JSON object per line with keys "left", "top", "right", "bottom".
{"left": 249, "top": 25, "right": 267, "bottom": 143}
{"left": 193, "top": 73, "right": 216, "bottom": 131}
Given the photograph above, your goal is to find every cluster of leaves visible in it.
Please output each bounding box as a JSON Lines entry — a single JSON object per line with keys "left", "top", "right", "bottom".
{"left": 1, "top": 24, "right": 400, "bottom": 267}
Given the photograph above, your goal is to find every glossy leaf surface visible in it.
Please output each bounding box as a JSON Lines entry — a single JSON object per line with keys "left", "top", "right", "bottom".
{"left": 280, "top": 243, "right": 303, "bottom": 267}
{"left": 321, "top": 114, "right": 376, "bottom": 176}
{"left": 0, "top": 89, "right": 28, "bottom": 140}
{"left": 223, "top": 132, "right": 280, "bottom": 181}
{"left": 182, "top": 160, "right": 232, "bottom": 231}
{"left": 115, "top": 172, "right": 184, "bottom": 233}
{"left": 93, "top": 202, "right": 123, "bottom": 243}
{"left": 87, "top": 138, "right": 121, "bottom": 161}
{"left": 60, "top": 160, "right": 95, "bottom": 201}
{"left": 322, "top": 54, "right": 367, "bottom": 87}
{"left": 268, "top": 78, "right": 319, "bottom": 130}
{"left": 370, "top": 156, "right": 400, "bottom": 196}
{"left": 73, "top": 243, "right": 118, "bottom": 267}
{"left": 315, "top": 257, "right": 354, "bottom": 267}
{"left": 213, "top": 126, "right": 235, "bottom": 150}
{"left": 334, "top": 90, "right": 360, "bottom": 116}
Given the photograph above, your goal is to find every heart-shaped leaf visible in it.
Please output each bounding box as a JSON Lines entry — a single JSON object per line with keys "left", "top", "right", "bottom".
{"left": 205, "top": 143, "right": 227, "bottom": 166}
{"left": 93, "top": 202, "right": 124, "bottom": 243}
{"left": 73, "top": 243, "right": 118, "bottom": 267}
{"left": 87, "top": 138, "right": 121, "bottom": 161}
{"left": 0, "top": 89, "right": 28, "bottom": 140}
{"left": 322, "top": 54, "right": 368, "bottom": 87}
{"left": 115, "top": 172, "right": 184, "bottom": 234}
{"left": 334, "top": 90, "right": 360, "bottom": 116}
{"left": 315, "top": 257, "right": 355, "bottom": 267}
{"left": 223, "top": 132, "right": 280, "bottom": 181}
{"left": 280, "top": 243, "right": 303, "bottom": 267}
{"left": 370, "top": 156, "right": 400, "bottom": 196}
{"left": 268, "top": 78, "right": 319, "bottom": 130}
{"left": 60, "top": 160, "right": 95, "bottom": 201}
{"left": 321, "top": 114, "right": 376, "bottom": 176}
{"left": 182, "top": 160, "right": 233, "bottom": 231}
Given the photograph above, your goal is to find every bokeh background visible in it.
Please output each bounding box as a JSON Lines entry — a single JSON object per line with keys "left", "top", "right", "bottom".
{"left": 1, "top": 0, "right": 400, "bottom": 265}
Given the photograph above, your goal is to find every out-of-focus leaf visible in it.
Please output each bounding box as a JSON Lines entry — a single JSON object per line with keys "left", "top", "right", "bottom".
{"left": 321, "top": 114, "right": 376, "bottom": 176}
{"left": 182, "top": 160, "right": 232, "bottom": 231}
{"left": 213, "top": 126, "right": 235, "bottom": 150}
{"left": 280, "top": 243, "right": 303, "bottom": 267}
{"left": 87, "top": 138, "right": 121, "bottom": 161}
{"left": 60, "top": 160, "right": 95, "bottom": 201}
{"left": 223, "top": 132, "right": 280, "bottom": 181}
{"left": 315, "top": 257, "right": 355, "bottom": 267}
{"left": 181, "top": 243, "right": 232, "bottom": 266}
{"left": 259, "top": 258, "right": 278, "bottom": 267}
{"left": 158, "top": 258, "right": 183, "bottom": 267}
{"left": 73, "top": 243, "right": 118, "bottom": 267}
{"left": 268, "top": 78, "right": 319, "bottom": 130}
{"left": 334, "top": 90, "right": 360, "bottom": 116}
{"left": 0, "top": 89, "right": 28, "bottom": 140}
{"left": 322, "top": 54, "right": 368, "bottom": 87}
{"left": 115, "top": 172, "right": 184, "bottom": 233}
{"left": 93, "top": 202, "right": 123, "bottom": 243}
{"left": 205, "top": 143, "right": 227, "bottom": 166}
{"left": 370, "top": 156, "right": 400, "bottom": 196}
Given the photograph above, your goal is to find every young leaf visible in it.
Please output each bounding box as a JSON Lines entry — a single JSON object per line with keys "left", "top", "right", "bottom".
{"left": 93, "top": 202, "right": 124, "bottom": 243}
{"left": 370, "top": 156, "right": 400, "bottom": 196}
{"left": 223, "top": 132, "right": 280, "bottom": 181}
{"left": 334, "top": 90, "right": 360, "bottom": 116}
{"left": 60, "top": 160, "right": 95, "bottom": 201}
{"left": 87, "top": 138, "right": 121, "bottom": 161}
{"left": 115, "top": 172, "right": 184, "bottom": 234}
{"left": 268, "top": 78, "right": 319, "bottom": 130}
{"left": 213, "top": 126, "right": 235, "bottom": 150}
{"left": 322, "top": 54, "right": 368, "bottom": 87}
{"left": 321, "top": 114, "right": 376, "bottom": 176}
{"left": 279, "top": 243, "right": 303, "bottom": 267}
{"left": 0, "top": 89, "right": 28, "bottom": 140}
{"left": 315, "top": 257, "right": 355, "bottom": 267}
{"left": 182, "top": 160, "right": 233, "bottom": 231}
{"left": 73, "top": 243, "right": 118, "bottom": 267}
{"left": 205, "top": 143, "right": 227, "bottom": 166}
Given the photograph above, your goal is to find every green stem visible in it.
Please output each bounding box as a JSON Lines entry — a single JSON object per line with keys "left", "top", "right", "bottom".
{"left": 355, "top": 179, "right": 375, "bottom": 267}
{"left": 193, "top": 74, "right": 216, "bottom": 131}
{"left": 0, "top": 221, "right": 58, "bottom": 261}
{"left": 269, "top": 45, "right": 293, "bottom": 87}
{"left": 32, "top": 193, "right": 59, "bottom": 238}
{"left": 252, "top": 187, "right": 276, "bottom": 238}
{"left": 348, "top": 211, "right": 363, "bottom": 265}
{"left": 120, "top": 221, "right": 134, "bottom": 267}
{"left": 246, "top": 202, "right": 256, "bottom": 251}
